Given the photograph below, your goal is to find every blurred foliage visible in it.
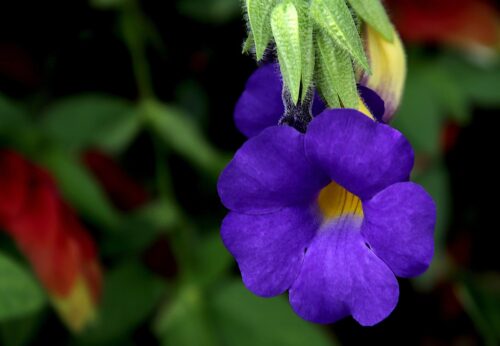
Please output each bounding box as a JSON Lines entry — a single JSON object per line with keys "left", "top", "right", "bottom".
{"left": 457, "top": 273, "right": 500, "bottom": 346}
{"left": 177, "top": 0, "right": 240, "bottom": 24}
{"left": 79, "top": 261, "right": 166, "bottom": 345}
{"left": 0, "top": 252, "right": 45, "bottom": 321}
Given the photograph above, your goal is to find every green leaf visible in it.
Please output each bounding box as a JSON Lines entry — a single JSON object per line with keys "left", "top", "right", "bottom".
{"left": 90, "top": 0, "right": 125, "bottom": 9}
{"left": 271, "top": 1, "right": 302, "bottom": 104}
{"left": 0, "top": 252, "right": 45, "bottom": 321}
{"left": 414, "top": 164, "right": 451, "bottom": 249}
{"left": 310, "top": 0, "right": 369, "bottom": 72}
{"left": 246, "top": 0, "right": 277, "bottom": 60}
{"left": 196, "top": 232, "right": 232, "bottom": 287}
{"left": 392, "top": 64, "right": 443, "bottom": 156}
{"left": 316, "top": 30, "right": 358, "bottom": 108}
{"left": 346, "top": 0, "right": 394, "bottom": 42}
{"left": 79, "top": 261, "right": 166, "bottom": 344}
{"left": 97, "top": 113, "right": 142, "bottom": 155}
{"left": 457, "top": 273, "right": 500, "bottom": 346}
{"left": 211, "top": 280, "right": 335, "bottom": 346}
{"left": 177, "top": 0, "right": 241, "bottom": 24}
{"left": 176, "top": 80, "right": 209, "bottom": 129}
{"left": 144, "top": 100, "right": 228, "bottom": 177}
{"left": 0, "top": 312, "right": 42, "bottom": 346}
{"left": 0, "top": 94, "right": 29, "bottom": 132}
{"left": 412, "top": 164, "right": 451, "bottom": 290}
{"left": 40, "top": 148, "right": 121, "bottom": 231}
{"left": 101, "top": 200, "right": 180, "bottom": 257}
{"left": 41, "top": 94, "right": 138, "bottom": 153}
{"left": 0, "top": 95, "right": 37, "bottom": 150}
{"left": 439, "top": 54, "right": 500, "bottom": 108}
{"left": 315, "top": 61, "right": 341, "bottom": 109}
{"left": 155, "top": 284, "right": 215, "bottom": 346}
{"left": 421, "top": 61, "right": 470, "bottom": 124}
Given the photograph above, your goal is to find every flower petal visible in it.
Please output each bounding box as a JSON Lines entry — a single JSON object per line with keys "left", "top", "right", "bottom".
{"left": 289, "top": 217, "right": 399, "bottom": 326}
{"left": 358, "top": 85, "right": 385, "bottom": 122}
{"left": 362, "top": 182, "right": 436, "bottom": 278}
{"left": 361, "top": 25, "right": 406, "bottom": 123}
{"left": 235, "top": 64, "right": 327, "bottom": 138}
{"left": 234, "top": 64, "right": 284, "bottom": 138}
{"left": 311, "top": 92, "right": 326, "bottom": 116}
{"left": 218, "top": 125, "right": 329, "bottom": 214}
{"left": 305, "top": 109, "right": 414, "bottom": 200}
{"left": 221, "top": 206, "right": 319, "bottom": 297}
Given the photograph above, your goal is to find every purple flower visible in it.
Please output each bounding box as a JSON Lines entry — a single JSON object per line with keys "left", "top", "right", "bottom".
{"left": 219, "top": 71, "right": 436, "bottom": 326}
{"left": 234, "top": 64, "right": 387, "bottom": 138}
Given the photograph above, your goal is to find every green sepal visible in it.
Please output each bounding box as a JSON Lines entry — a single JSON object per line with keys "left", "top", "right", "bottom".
{"left": 310, "top": 0, "right": 370, "bottom": 72}
{"left": 245, "top": 0, "right": 277, "bottom": 60}
{"left": 242, "top": 32, "right": 255, "bottom": 55}
{"left": 316, "top": 29, "right": 358, "bottom": 108}
{"left": 315, "top": 64, "right": 341, "bottom": 109}
{"left": 292, "top": 0, "right": 314, "bottom": 101}
{"left": 271, "top": 1, "right": 302, "bottom": 104}
{"left": 346, "top": 0, "right": 394, "bottom": 42}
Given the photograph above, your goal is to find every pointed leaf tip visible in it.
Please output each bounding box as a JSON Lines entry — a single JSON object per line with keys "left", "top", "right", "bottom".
{"left": 271, "top": 1, "right": 302, "bottom": 104}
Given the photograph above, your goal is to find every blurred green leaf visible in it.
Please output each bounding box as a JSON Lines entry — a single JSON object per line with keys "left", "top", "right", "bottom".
{"left": 440, "top": 55, "right": 500, "bottom": 108}
{"left": 393, "top": 64, "right": 443, "bottom": 156}
{"left": 457, "top": 273, "right": 500, "bottom": 346}
{"left": 211, "top": 280, "right": 335, "bottom": 346}
{"left": 176, "top": 80, "right": 209, "bottom": 129}
{"left": 271, "top": 1, "right": 302, "bottom": 104}
{"left": 41, "top": 94, "right": 139, "bottom": 153}
{"left": 155, "top": 284, "right": 216, "bottom": 346}
{"left": 144, "top": 100, "right": 228, "bottom": 177}
{"left": 0, "top": 94, "right": 30, "bottom": 132}
{"left": 0, "top": 252, "right": 45, "bottom": 321}
{"left": 89, "top": 0, "right": 125, "bottom": 9}
{"left": 196, "top": 232, "right": 232, "bottom": 287}
{"left": 414, "top": 164, "right": 451, "bottom": 250}
{"left": 178, "top": 0, "right": 240, "bottom": 24}
{"left": 412, "top": 164, "right": 451, "bottom": 290}
{"left": 41, "top": 148, "right": 121, "bottom": 231}
{"left": 97, "top": 113, "right": 142, "bottom": 155}
{"left": 101, "top": 200, "right": 181, "bottom": 257}
{"left": 0, "top": 95, "right": 38, "bottom": 151}
{"left": 0, "top": 312, "right": 42, "bottom": 346}
{"left": 79, "top": 261, "right": 166, "bottom": 344}
{"left": 422, "top": 61, "right": 470, "bottom": 124}
{"left": 135, "top": 199, "right": 181, "bottom": 231}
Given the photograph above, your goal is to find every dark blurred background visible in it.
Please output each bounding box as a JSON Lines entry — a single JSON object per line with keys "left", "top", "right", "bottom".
{"left": 1, "top": 0, "right": 500, "bottom": 345}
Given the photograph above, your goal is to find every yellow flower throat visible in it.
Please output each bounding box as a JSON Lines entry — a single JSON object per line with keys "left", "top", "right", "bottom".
{"left": 317, "top": 181, "right": 363, "bottom": 221}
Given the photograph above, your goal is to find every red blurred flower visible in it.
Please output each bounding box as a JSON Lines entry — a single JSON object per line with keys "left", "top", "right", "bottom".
{"left": 0, "top": 149, "right": 102, "bottom": 332}
{"left": 83, "top": 150, "right": 149, "bottom": 212}
{"left": 386, "top": 0, "right": 499, "bottom": 51}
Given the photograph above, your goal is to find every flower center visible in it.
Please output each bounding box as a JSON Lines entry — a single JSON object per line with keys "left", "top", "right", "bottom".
{"left": 317, "top": 181, "right": 363, "bottom": 222}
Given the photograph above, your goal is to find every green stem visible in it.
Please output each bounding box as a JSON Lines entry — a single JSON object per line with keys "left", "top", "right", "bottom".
{"left": 122, "top": 4, "right": 219, "bottom": 344}
{"left": 121, "top": 0, "right": 155, "bottom": 99}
